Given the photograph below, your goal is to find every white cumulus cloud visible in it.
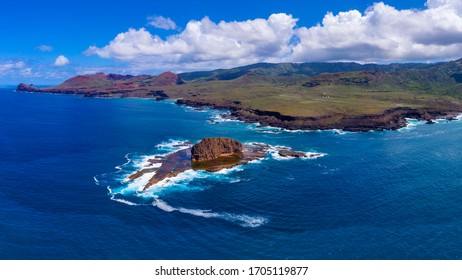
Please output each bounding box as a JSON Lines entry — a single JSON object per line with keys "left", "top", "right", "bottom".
{"left": 147, "top": 15, "right": 178, "bottom": 30}
{"left": 54, "top": 55, "right": 70, "bottom": 66}
{"left": 0, "top": 61, "right": 36, "bottom": 80}
{"left": 36, "top": 45, "right": 54, "bottom": 52}
{"left": 85, "top": 0, "right": 462, "bottom": 72}
{"left": 85, "top": 13, "right": 298, "bottom": 70}
{"left": 0, "top": 61, "right": 26, "bottom": 74}
{"left": 290, "top": 1, "right": 462, "bottom": 63}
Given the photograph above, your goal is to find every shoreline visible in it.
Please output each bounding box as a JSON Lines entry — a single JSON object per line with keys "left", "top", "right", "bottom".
{"left": 175, "top": 98, "right": 462, "bottom": 132}
{"left": 124, "top": 141, "right": 325, "bottom": 192}
{"left": 14, "top": 88, "right": 462, "bottom": 132}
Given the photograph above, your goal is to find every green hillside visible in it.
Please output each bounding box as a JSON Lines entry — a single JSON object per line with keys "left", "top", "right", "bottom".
{"left": 17, "top": 59, "right": 462, "bottom": 131}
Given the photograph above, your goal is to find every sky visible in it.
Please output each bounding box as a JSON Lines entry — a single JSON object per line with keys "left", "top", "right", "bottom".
{"left": 1, "top": 0, "right": 462, "bottom": 84}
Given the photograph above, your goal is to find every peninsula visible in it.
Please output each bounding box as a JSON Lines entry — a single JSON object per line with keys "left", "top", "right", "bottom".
{"left": 16, "top": 59, "right": 462, "bottom": 131}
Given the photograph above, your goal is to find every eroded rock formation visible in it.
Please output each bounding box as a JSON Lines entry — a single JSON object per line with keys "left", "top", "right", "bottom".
{"left": 191, "top": 137, "right": 244, "bottom": 172}
{"left": 191, "top": 137, "right": 243, "bottom": 162}
{"left": 127, "top": 138, "right": 322, "bottom": 191}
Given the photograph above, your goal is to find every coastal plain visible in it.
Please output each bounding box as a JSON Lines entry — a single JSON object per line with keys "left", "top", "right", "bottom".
{"left": 17, "top": 59, "right": 462, "bottom": 131}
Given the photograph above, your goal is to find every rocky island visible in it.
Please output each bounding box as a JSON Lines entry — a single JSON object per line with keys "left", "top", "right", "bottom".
{"left": 127, "top": 137, "right": 321, "bottom": 191}
{"left": 16, "top": 59, "right": 462, "bottom": 131}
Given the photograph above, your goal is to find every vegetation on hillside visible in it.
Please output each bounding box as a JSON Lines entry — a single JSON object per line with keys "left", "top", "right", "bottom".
{"left": 17, "top": 59, "right": 462, "bottom": 130}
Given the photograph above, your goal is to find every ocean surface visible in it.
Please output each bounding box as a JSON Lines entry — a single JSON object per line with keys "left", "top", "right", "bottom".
{"left": 1, "top": 88, "right": 462, "bottom": 260}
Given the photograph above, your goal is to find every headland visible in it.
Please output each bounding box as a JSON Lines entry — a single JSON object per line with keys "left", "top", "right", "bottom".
{"left": 16, "top": 59, "right": 462, "bottom": 131}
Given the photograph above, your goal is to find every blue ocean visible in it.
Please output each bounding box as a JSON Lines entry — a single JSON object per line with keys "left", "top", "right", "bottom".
{"left": 1, "top": 88, "right": 461, "bottom": 259}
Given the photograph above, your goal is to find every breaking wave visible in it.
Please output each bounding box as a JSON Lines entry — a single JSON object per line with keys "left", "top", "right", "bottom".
{"left": 111, "top": 197, "right": 140, "bottom": 206}
{"left": 265, "top": 144, "right": 327, "bottom": 161}
{"left": 95, "top": 139, "right": 325, "bottom": 227}
{"left": 247, "top": 124, "right": 307, "bottom": 134}
{"left": 208, "top": 113, "right": 240, "bottom": 124}
{"left": 153, "top": 198, "right": 268, "bottom": 228}
{"left": 94, "top": 139, "right": 259, "bottom": 227}
{"left": 155, "top": 139, "right": 192, "bottom": 152}
{"left": 398, "top": 118, "right": 427, "bottom": 131}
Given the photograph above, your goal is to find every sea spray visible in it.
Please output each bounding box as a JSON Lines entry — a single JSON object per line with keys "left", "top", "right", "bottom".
{"left": 96, "top": 139, "right": 325, "bottom": 227}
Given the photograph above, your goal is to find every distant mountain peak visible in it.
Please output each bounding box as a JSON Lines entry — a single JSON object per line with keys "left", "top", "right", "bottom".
{"left": 152, "top": 71, "right": 184, "bottom": 85}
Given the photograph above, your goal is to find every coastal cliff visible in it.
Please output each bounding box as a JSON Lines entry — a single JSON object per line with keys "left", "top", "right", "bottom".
{"left": 16, "top": 72, "right": 183, "bottom": 98}
{"left": 191, "top": 138, "right": 243, "bottom": 171}
{"left": 16, "top": 59, "right": 462, "bottom": 131}
{"left": 191, "top": 137, "right": 243, "bottom": 162}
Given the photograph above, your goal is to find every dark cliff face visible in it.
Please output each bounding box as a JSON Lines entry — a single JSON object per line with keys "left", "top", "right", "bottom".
{"left": 191, "top": 137, "right": 243, "bottom": 162}
{"left": 16, "top": 83, "right": 37, "bottom": 92}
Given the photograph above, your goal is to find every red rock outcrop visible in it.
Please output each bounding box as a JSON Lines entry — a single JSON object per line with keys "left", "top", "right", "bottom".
{"left": 191, "top": 137, "right": 243, "bottom": 162}
{"left": 16, "top": 83, "right": 37, "bottom": 92}
{"left": 150, "top": 71, "right": 184, "bottom": 86}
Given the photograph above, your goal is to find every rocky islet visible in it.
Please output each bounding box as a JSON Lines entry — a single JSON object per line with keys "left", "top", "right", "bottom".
{"left": 127, "top": 137, "right": 321, "bottom": 191}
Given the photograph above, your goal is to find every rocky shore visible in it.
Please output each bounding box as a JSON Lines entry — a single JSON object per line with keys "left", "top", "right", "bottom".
{"left": 176, "top": 99, "right": 461, "bottom": 132}
{"left": 127, "top": 138, "right": 321, "bottom": 191}
{"left": 16, "top": 67, "right": 462, "bottom": 132}
{"left": 16, "top": 81, "right": 460, "bottom": 131}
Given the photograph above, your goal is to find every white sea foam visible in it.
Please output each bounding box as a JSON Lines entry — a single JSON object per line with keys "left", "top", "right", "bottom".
{"left": 433, "top": 118, "right": 448, "bottom": 124}
{"left": 209, "top": 113, "right": 240, "bottom": 123}
{"left": 106, "top": 185, "right": 140, "bottom": 206}
{"left": 120, "top": 172, "right": 156, "bottom": 194}
{"left": 183, "top": 106, "right": 211, "bottom": 113}
{"left": 398, "top": 118, "right": 426, "bottom": 131}
{"left": 266, "top": 144, "right": 291, "bottom": 161}
{"left": 265, "top": 144, "right": 326, "bottom": 161}
{"left": 155, "top": 139, "right": 192, "bottom": 152}
{"left": 432, "top": 114, "right": 462, "bottom": 124}
{"left": 331, "top": 129, "right": 350, "bottom": 135}
{"left": 177, "top": 207, "right": 220, "bottom": 218}
{"left": 247, "top": 158, "right": 264, "bottom": 164}
{"left": 179, "top": 208, "right": 267, "bottom": 228}
{"left": 153, "top": 199, "right": 268, "bottom": 228}
{"left": 303, "top": 152, "right": 327, "bottom": 159}
{"left": 152, "top": 198, "right": 176, "bottom": 212}
{"left": 248, "top": 123, "right": 309, "bottom": 134}
{"left": 282, "top": 129, "right": 305, "bottom": 133}
{"left": 115, "top": 155, "right": 129, "bottom": 170}
{"left": 103, "top": 140, "right": 325, "bottom": 200}
{"left": 138, "top": 164, "right": 243, "bottom": 196}
{"left": 98, "top": 139, "right": 323, "bottom": 228}
{"left": 432, "top": 113, "right": 462, "bottom": 123}
{"left": 136, "top": 169, "right": 210, "bottom": 199}
{"left": 110, "top": 197, "right": 140, "bottom": 206}
{"left": 214, "top": 165, "right": 244, "bottom": 175}
{"left": 147, "top": 162, "right": 162, "bottom": 169}
{"left": 135, "top": 155, "right": 160, "bottom": 169}
{"left": 250, "top": 125, "right": 283, "bottom": 134}
{"left": 155, "top": 169, "right": 206, "bottom": 188}
{"left": 96, "top": 140, "right": 197, "bottom": 209}
{"left": 268, "top": 148, "right": 292, "bottom": 160}
{"left": 154, "top": 170, "right": 240, "bottom": 193}
{"left": 260, "top": 126, "right": 306, "bottom": 133}
{"left": 258, "top": 130, "right": 281, "bottom": 134}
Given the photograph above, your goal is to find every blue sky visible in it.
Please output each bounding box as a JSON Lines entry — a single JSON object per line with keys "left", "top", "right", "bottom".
{"left": 2, "top": 0, "right": 461, "bottom": 84}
